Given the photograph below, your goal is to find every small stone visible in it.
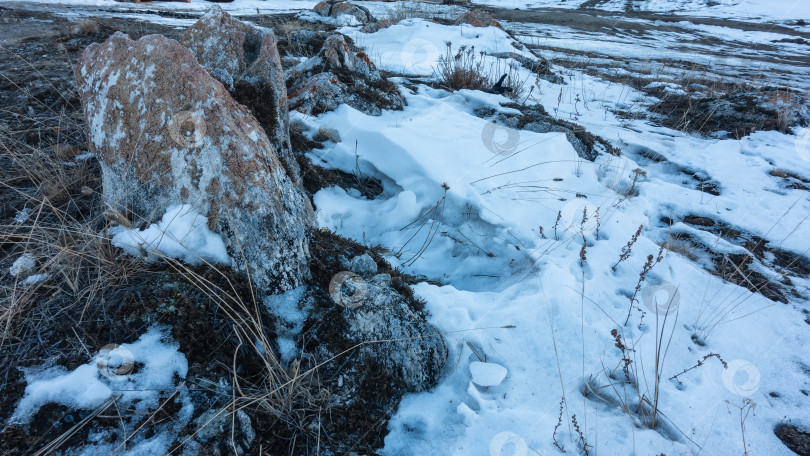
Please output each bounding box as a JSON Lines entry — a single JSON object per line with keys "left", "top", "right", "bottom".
{"left": 351, "top": 254, "right": 377, "bottom": 275}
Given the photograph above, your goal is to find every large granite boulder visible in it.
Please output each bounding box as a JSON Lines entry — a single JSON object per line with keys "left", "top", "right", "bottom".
{"left": 179, "top": 7, "right": 299, "bottom": 182}
{"left": 75, "top": 32, "right": 314, "bottom": 293}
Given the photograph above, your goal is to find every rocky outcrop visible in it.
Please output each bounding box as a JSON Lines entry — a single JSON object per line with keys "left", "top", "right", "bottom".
{"left": 313, "top": 1, "right": 376, "bottom": 24}
{"left": 325, "top": 271, "right": 447, "bottom": 391}
{"left": 179, "top": 7, "right": 299, "bottom": 182}
{"left": 285, "top": 34, "right": 404, "bottom": 115}
{"left": 302, "top": 241, "right": 447, "bottom": 418}
{"left": 75, "top": 32, "right": 314, "bottom": 293}
{"left": 480, "top": 104, "right": 620, "bottom": 161}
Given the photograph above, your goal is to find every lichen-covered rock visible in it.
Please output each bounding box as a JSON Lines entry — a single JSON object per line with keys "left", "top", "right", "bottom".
{"left": 313, "top": 1, "right": 376, "bottom": 24}
{"left": 179, "top": 7, "right": 299, "bottom": 182}
{"left": 75, "top": 32, "right": 314, "bottom": 293}
{"left": 288, "top": 72, "right": 347, "bottom": 115}
{"left": 350, "top": 254, "right": 377, "bottom": 276}
{"left": 307, "top": 273, "right": 447, "bottom": 394}
{"left": 358, "top": 18, "right": 396, "bottom": 34}
{"left": 285, "top": 34, "right": 403, "bottom": 115}
{"left": 457, "top": 9, "right": 502, "bottom": 28}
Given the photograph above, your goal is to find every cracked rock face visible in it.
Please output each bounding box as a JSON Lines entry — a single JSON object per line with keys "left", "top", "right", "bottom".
{"left": 75, "top": 32, "right": 314, "bottom": 293}
{"left": 179, "top": 6, "right": 299, "bottom": 182}
{"left": 285, "top": 34, "right": 404, "bottom": 116}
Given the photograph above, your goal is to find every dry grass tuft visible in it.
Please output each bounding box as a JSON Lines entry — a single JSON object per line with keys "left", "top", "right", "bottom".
{"left": 69, "top": 19, "right": 100, "bottom": 36}
{"left": 313, "top": 125, "right": 341, "bottom": 143}
{"left": 436, "top": 42, "right": 528, "bottom": 101}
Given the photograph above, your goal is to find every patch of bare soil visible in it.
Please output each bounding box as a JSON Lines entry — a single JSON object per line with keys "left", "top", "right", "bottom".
{"left": 776, "top": 423, "right": 810, "bottom": 456}
{"left": 660, "top": 214, "right": 810, "bottom": 304}
{"left": 489, "top": 5, "right": 810, "bottom": 137}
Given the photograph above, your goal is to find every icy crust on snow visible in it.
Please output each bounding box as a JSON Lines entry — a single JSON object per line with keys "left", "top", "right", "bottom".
{"left": 11, "top": 326, "right": 188, "bottom": 424}
{"left": 110, "top": 204, "right": 230, "bottom": 266}
{"left": 469, "top": 361, "right": 507, "bottom": 386}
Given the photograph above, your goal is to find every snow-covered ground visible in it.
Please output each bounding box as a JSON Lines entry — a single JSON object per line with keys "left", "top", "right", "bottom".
{"left": 471, "top": 0, "right": 809, "bottom": 23}
{"left": 6, "top": 0, "right": 810, "bottom": 455}
{"left": 313, "top": 13, "right": 810, "bottom": 456}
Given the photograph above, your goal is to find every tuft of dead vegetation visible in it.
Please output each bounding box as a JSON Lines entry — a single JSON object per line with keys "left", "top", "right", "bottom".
{"left": 313, "top": 125, "right": 341, "bottom": 143}
{"left": 68, "top": 19, "right": 99, "bottom": 36}
{"left": 436, "top": 42, "right": 528, "bottom": 100}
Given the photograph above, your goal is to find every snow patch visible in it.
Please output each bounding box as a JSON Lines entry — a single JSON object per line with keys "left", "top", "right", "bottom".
{"left": 110, "top": 204, "right": 230, "bottom": 265}
{"left": 10, "top": 253, "right": 35, "bottom": 277}
{"left": 11, "top": 325, "right": 187, "bottom": 424}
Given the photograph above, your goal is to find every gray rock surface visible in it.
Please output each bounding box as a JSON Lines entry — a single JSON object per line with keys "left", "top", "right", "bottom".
{"left": 313, "top": 1, "right": 376, "bottom": 24}
{"left": 179, "top": 7, "right": 299, "bottom": 182}
{"left": 285, "top": 34, "right": 404, "bottom": 116}
{"left": 350, "top": 253, "right": 377, "bottom": 276}
{"left": 308, "top": 273, "right": 447, "bottom": 394}
{"left": 75, "top": 32, "right": 314, "bottom": 293}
